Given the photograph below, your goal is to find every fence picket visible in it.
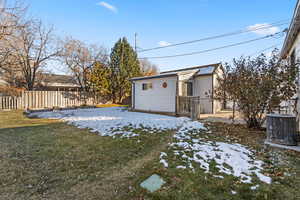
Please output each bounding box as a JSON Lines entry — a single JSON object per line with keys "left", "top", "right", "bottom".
{"left": 0, "top": 91, "right": 101, "bottom": 110}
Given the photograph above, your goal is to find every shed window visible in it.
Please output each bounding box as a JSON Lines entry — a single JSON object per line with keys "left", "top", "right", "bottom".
{"left": 142, "top": 83, "right": 152, "bottom": 90}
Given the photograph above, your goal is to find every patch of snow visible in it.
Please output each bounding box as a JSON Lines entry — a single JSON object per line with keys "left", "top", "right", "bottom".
{"left": 160, "top": 152, "right": 168, "bottom": 168}
{"left": 31, "top": 107, "right": 195, "bottom": 138}
{"left": 284, "top": 172, "right": 291, "bottom": 177}
{"left": 178, "top": 121, "right": 207, "bottom": 133}
{"left": 176, "top": 165, "right": 187, "bottom": 169}
{"left": 169, "top": 126, "right": 272, "bottom": 184}
{"left": 160, "top": 159, "right": 168, "bottom": 168}
{"left": 213, "top": 175, "right": 224, "bottom": 179}
{"left": 250, "top": 185, "right": 260, "bottom": 190}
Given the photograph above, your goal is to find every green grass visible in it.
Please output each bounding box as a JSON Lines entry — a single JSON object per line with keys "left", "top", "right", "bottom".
{"left": 126, "top": 123, "right": 300, "bottom": 200}
{"left": 0, "top": 110, "right": 300, "bottom": 200}
{"left": 0, "top": 110, "right": 173, "bottom": 200}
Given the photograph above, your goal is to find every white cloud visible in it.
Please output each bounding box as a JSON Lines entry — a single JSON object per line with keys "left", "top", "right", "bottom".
{"left": 158, "top": 41, "right": 171, "bottom": 47}
{"left": 247, "top": 23, "right": 280, "bottom": 36}
{"left": 97, "top": 1, "right": 117, "bottom": 13}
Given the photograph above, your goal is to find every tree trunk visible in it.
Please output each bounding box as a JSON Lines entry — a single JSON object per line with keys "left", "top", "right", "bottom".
{"left": 111, "top": 92, "right": 117, "bottom": 104}
{"left": 27, "top": 81, "right": 34, "bottom": 91}
{"left": 232, "top": 100, "right": 236, "bottom": 124}
{"left": 247, "top": 117, "right": 260, "bottom": 129}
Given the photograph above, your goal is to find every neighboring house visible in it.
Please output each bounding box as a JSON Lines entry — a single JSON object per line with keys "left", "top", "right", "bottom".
{"left": 281, "top": 0, "right": 300, "bottom": 126}
{"left": 38, "top": 74, "right": 81, "bottom": 91}
{"left": 131, "top": 63, "right": 223, "bottom": 115}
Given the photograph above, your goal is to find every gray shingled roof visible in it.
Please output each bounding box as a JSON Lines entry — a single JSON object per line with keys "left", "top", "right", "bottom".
{"left": 42, "top": 74, "right": 78, "bottom": 85}
{"left": 131, "top": 63, "right": 221, "bottom": 81}
{"left": 160, "top": 63, "right": 221, "bottom": 74}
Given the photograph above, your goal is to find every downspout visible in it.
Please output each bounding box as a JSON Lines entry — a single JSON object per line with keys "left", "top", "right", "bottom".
{"left": 132, "top": 81, "right": 135, "bottom": 110}
{"left": 212, "top": 73, "right": 215, "bottom": 114}
{"left": 175, "top": 75, "right": 179, "bottom": 115}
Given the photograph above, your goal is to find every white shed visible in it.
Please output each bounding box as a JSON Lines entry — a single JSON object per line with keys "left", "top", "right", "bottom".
{"left": 131, "top": 63, "right": 223, "bottom": 115}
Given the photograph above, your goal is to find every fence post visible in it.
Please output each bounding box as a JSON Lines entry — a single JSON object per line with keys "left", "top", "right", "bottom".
{"left": 197, "top": 97, "right": 200, "bottom": 119}
{"left": 176, "top": 96, "right": 179, "bottom": 115}
{"left": 190, "top": 98, "right": 194, "bottom": 120}
{"left": 0, "top": 91, "right": 100, "bottom": 110}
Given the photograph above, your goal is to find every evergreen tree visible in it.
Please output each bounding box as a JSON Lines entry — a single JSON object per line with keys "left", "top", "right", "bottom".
{"left": 110, "top": 37, "right": 141, "bottom": 103}
{"left": 90, "top": 62, "right": 111, "bottom": 98}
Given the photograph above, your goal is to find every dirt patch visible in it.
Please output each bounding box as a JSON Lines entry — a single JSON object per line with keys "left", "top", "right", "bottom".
{"left": 199, "top": 110, "right": 244, "bottom": 124}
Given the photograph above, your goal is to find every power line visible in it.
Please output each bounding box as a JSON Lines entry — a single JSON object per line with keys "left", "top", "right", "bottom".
{"left": 139, "top": 32, "right": 284, "bottom": 59}
{"left": 248, "top": 43, "right": 282, "bottom": 57}
{"left": 138, "top": 19, "right": 289, "bottom": 53}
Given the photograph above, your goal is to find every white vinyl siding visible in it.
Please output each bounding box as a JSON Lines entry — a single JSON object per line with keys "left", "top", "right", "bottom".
{"left": 286, "top": 32, "right": 300, "bottom": 130}
{"left": 132, "top": 65, "right": 223, "bottom": 114}
{"left": 213, "top": 67, "right": 223, "bottom": 113}
{"left": 287, "top": 33, "right": 300, "bottom": 62}
{"left": 134, "top": 76, "right": 177, "bottom": 113}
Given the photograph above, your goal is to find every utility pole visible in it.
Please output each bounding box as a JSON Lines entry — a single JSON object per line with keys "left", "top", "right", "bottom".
{"left": 134, "top": 33, "right": 137, "bottom": 53}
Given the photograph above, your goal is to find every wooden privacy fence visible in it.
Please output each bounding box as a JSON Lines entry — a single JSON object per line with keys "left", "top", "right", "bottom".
{"left": 0, "top": 91, "right": 102, "bottom": 110}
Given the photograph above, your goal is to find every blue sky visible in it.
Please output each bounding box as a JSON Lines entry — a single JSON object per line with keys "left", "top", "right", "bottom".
{"left": 21, "top": 0, "right": 297, "bottom": 72}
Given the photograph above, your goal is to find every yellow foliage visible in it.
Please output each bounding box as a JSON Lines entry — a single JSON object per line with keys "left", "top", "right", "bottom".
{"left": 96, "top": 104, "right": 128, "bottom": 108}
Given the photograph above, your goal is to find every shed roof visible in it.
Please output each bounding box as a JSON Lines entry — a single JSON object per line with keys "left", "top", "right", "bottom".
{"left": 131, "top": 63, "right": 221, "bottom": 81}
{"left": 161, "top": 63, "right": 221, "bottom": 74}
{"left": 196, "top": 66, "right": 216, "bottom": 75}
{"left": 130, "top": 72, "right": 178, "bottom": 81}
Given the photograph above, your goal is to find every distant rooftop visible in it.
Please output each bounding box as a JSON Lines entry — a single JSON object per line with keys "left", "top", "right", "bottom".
{"left": 41, "top": 73, "right": 80, "bottom": 87}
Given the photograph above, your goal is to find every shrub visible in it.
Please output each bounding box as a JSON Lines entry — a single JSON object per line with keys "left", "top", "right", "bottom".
{"left": 215, "top": 50, "right": 297, "bottom": 129}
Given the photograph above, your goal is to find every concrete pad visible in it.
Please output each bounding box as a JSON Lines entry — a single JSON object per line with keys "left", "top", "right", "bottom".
{"left": 265, "top": 141, "right": 300, "bottom": 152}
{"left": 140, "top": 174, "right": 165, "bottom": 192}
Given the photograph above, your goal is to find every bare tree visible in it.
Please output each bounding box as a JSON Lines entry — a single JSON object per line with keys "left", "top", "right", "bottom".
{"left": 0, "top": 0, "right": 29, "bottom": 89}
{"left": 5, "top": 19, "right": 60, "bottom": 90}
{"left": 139, "top": 59, "right": 159, "bottom": 76}
{"left": 61, "top": 38, "right": 108, "bottom": 92}
{"left": 0, "top": 0, "right": 26, "bottom": 40}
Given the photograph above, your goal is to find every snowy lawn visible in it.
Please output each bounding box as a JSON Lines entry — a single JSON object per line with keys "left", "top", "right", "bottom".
{"left": 131, "top": 122, "right": 300, "bottom": 200}
{"left": 30, "top": 107, "right": 191, "bottom": 138}
{"left": 1, "top": 110, "right": 300, "bottom": 200}
{"left": 33, "top": 107, "right": 271, "bottom": 185}
{"left": 161, "top": 124, "right": 271, "bottom": 185}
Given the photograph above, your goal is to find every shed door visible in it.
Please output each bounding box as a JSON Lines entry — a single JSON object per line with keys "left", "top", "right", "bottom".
{"left": 183, "top": 82, "right": 193, "bottom": 96}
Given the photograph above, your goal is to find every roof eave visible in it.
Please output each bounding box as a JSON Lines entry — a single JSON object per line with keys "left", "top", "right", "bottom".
{"left": 160, "top": 63, "right": 221, "bottom": 74}
{"left": 130, "top": 73, "right": 178, "bottom": 81}
{"left": 281, "top": 0, "right": 300, "bottom": 59}
{"left": 194, "top": 73, "right": 214, "bottom": 77}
